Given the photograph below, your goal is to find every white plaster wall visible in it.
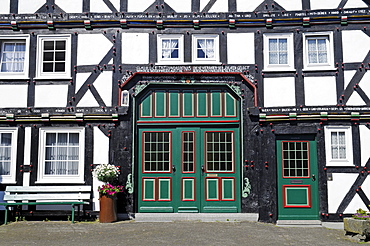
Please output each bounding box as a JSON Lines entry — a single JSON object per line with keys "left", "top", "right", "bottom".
{"left": 360, "top": 125, "right": 370, "bottom": 166}
{"left": 0, "top": 0, "right": 10, "bottom": 14}
{"left": 22, "top": 127, "right": 32, "bottom": 187}
{"left": 34, "top": 85, "right": 68, "bottom": 107}
{"left": 344, "top": 70, "right": 356, "bottom": 88}
{"left": 236, "top": 0, "right": 262, "bottom": 12}
{"left": 328, "top": 173, "right": 357, "bottom": 213}
{"left": 55, "top": 0, "right": 83, "bottom": 13}
{"left": 93, "top": 72, "right": 113, "bottom": 107}
{"left": 264, "top": 77, "right": 295, "bottom": 107}
{"left": 200, "top": 0, "right": 228, "bottom": 12}
{"left": 127, "top": 0, "right": 154, "bottom": 12}
{"left": 344, "top": 178, "right": 370, "bottom": 214}
{"left": 92, "top": 126, "right": 110, "bottom": 211}
{"left": 90, "top": 0, "right": 120, "bottom": 13}
{"left": 77, "top": 90, "right": 99, "bottom": 107}
{"left": 122, "top": 33, "right": 149, "bottom": 64}
{"left": 77, "top": 34, "right": 112, "bottom": 66}
{"left": 347, "top": 91, "right": 365, "bottom": 105}
{"left": 345, "top": 0, "right": 368, "bottom": 9}
{"left": 310, "top": 0, "right": 341, "bottom": 10}
{"left": 227, "top": 33, "right": 255, "bottom": 64}
{"left": 304, "top": 76, "right": 337, "bottom": 106}
{"left": 75, "top": 73, "right": 91, "bottom": 93}
{"left": 342, "top": 30, "right": 370, "bottom": 63}
{"left": 18, "top": 0, "right": 45, "bottom": 14}
{"left": 274, "top": 0, "right": 302, "bottom": 11}
{"left": 165, "top": 0, "right": 191, "bottom": 12}
{"left": 0, "top": 85, "right": 28, "bottom": 108}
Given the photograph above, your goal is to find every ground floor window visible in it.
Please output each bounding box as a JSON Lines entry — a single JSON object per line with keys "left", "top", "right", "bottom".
{"left": 0, "top": 128, "right": 17, "bottom": 184}
{"left": 37, "top": 127, "right": 85, "bottom": 183}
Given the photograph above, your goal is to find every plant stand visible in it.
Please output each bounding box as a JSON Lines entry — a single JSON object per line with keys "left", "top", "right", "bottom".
{"left": 344, "top": 218, "right": 370, "bottom": 241}
{"left": 99, "top": 195, "right": 117, "bottom": 223}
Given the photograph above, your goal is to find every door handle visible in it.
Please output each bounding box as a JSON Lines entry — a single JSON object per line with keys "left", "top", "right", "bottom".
{"left": 201, "top": 165, "right": 205, "bottom": 175}
{"left": 172, "top": 165, "right": 176, "bottom": 172}
{"left": 312, "top": 174, "right": 316, "bottom": 181}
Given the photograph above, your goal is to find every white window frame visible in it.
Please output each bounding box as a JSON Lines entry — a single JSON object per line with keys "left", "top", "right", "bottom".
{"left": 0, "top": 35, "right": 30, "bottom": 79}
{"left": 37, "top": 127, "right": 85, "bottom": 184}
{"left": 157, "top": 34, "right": 184, "bottom": 64}
{"left": 263, "top": 33, "right": 294, "bottom": 71}
{"left": 192, "top": 34, "right": 220, "bottom": 64}
{"left": 324, "top": 126, "right": 353, "bottom": 166}
{"left": 303, "top": 32, "right": 334, "bottom": 71}
{"left": 0, "top": 128, "right": 18, "bottom": 184}
{"left": 35, "top": 35, "right": 72, "bottom": 79}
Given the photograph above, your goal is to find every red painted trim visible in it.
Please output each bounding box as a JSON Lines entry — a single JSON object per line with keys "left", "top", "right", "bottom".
{"left": 158, "top": 177, "right": 172, "bottom": 201}
{"left": 138, "top": 120, "right": 240, "bottom": 124}
{"left": 141, "top": 131, "right": 172, "bottom": 174}
{"left": 181, "top": 177, "right": 196, "bottom": 201}
{"left": 182, "top": 131, "right": 196, "bottom": 174}
{"left": 204, "top": 131, "right": 235, "bottom": 174}
{"left": 283, "top": 185, "right": 312, "bottom": 208}
{"left": 142, "top": 178, "right": 156, "bottom": 201}
{"left": 121, "top": 72, "right": 258, "bottom": 107}
{"left": 281, "top": 140, "right": 311, "bottom": 179}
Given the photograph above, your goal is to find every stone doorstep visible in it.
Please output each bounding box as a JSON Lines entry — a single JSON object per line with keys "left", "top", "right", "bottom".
{"left": 125, "top": 213, "right": 259, "bottom": 222}
{"left": 276, "top": 220, "right": 322, "bottom": 227}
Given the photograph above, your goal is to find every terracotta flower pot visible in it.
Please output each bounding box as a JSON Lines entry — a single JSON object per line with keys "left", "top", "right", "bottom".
{"left": 99, "top": 195, "right": 117, "bottom": 223}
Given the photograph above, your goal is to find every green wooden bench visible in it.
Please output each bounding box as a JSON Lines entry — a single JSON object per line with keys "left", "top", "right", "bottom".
{"left": 0, "top": 186, "right": 91, "bottom": 224}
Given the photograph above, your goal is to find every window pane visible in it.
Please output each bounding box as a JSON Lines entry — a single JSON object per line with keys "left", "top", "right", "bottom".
{"left": 44, "top": 41, "right": 54, "bottom": 50}
{"left": 143, "top": 132, "right": 171, "bottom": 172}
{"left": 1, "top": 42, "right": 26, "bottom": 73}
{"left": 206, "top": 132, "right": 233, "bottom": 172}
{"left": 43, "top": 52, "right": 54, "bottom": 61}
{"left": 55, "top": 41, "right": 66, "bottom": 50}
{"left": 55, "top": 62, "right": 65, "bottom": 72}
{"left": 55, "top": 51, "right": 65, "bottom": 61}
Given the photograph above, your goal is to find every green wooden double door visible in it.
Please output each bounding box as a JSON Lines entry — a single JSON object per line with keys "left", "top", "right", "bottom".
{"left": 138, "top": 127, "right": 241, "bottom": 213}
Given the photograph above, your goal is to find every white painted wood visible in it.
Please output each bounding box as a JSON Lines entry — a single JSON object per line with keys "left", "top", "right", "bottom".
{"left": 23, "top": 127, "right": 31, "bottom": 166}
{"left": 4, "top": 194, "right": 91, "bottom": 200}
{"left": 236, "top": 0, "right": 262, "bottom": 12}
{"left": 360, "top": 125, "right": 370, "bottom": 166}
{"left": 127, "top": 0, "right": 155, "bottom": 12}
{"left": 34, "top": 85, "right": 68, "bottom": 107}
{"left": 344, "top": 0, "right": 368, "bottom": 8}
{"left": 18, "top": 0, "right": 45, "bottom": 13}
{"left": 75, "top": 73, "right": 91, "bottom": 93}
{"left": 324, "top": 126, "right": 353, "bottom": 166}
{"left": 6, "top": 186, "right": 91, "bottom": 192}
{"left": 304, "top": 76, "right": 337, "bottom": 106}
{"left": 310, "top": 0, "right": 341, "bottom": 10}
{"left": 0, "top": 85, "right": 28, "bottom": 108}
{"left": 227, "top": 33, "right": 255, "bottom": 64}
{"left": 0, "top": 128, "right": 17, "bottom": 184}
{"left": 77, "top": 90, "right": 100, "bottom": 107}
{"left": 342, "top": 30, "right": 370, "bottom": 63}
{"left": 77, "top": 34, "right": 112, "bottom": 66}
{"left": 93, "top": 127, "right": 109, "bottom": 165}
{"left": 55, "top": 0, "right": 83, "bottom": 13}
{"left": 122, "top": 33, "right": 149, "bottom": 64}
{"left": 93, "top": 178, "right": 104, "bottom": 211}
{"left": 200, "top": 0, "right": 228, "bottom": 12}
{"left": 274, "top": 0, "right": 302, "bottom": 11}
{"left": 264, "top": 77, "right": 296, "bottom": 107}
{"left": 347, "top": 91, "right": 365, "bottom": 105}
{"left": 165, "top": 0, "right": 191, "bottom": 12}
{"left": 93, "top": 72, "right": 113, "bottom": 107}
{"left": 0, "top": 0, "right": 10, "bottom": 15}
{"left": 327, "top": 173, "right": 357, "bottom": 213}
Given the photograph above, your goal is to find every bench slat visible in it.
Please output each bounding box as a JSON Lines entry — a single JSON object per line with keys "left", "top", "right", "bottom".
{"left": 5, "top": 186, "right": 91, "bottom": 192}
{"left": 4, "top": 193, "right": 91, "bottom": 201}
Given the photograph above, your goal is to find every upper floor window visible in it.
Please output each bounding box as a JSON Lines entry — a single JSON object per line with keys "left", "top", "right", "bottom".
{"left": 192, "top": 35, "right": 220, "bottom": 64}
{"left": 0, "top": 128, "right": 18, "bottom": 184}
{"left": 0, "top": 35, "right": 30, "bottom": 79}
{"left": 37, "top": 128, "right": 85, "bottom": 183}
{"left": 36, "top": 35, "right": 71, "bottom": 79}
{"left": 263, "top": 33, "right": 294, "bottom": 71}
{"left": 157, "top": 34, "right": 184, "bottom": 64}
{"left": 324, "top": 126, "right": 353, "bottom": 166}
{"left": 303, "top": 32, "right": 334, "bottom": 70}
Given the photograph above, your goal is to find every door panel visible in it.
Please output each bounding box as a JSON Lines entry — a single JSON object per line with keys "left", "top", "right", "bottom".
{"left": 138, "top": 127, "right": 240, "bottom": 213}
{"left": 277, "top": 136, "right": 319, "bottom": 220}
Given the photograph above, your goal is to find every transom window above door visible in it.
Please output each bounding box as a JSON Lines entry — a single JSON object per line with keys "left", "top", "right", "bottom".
{"left": 138, "top": 88, "right": 239, "bottom": 121}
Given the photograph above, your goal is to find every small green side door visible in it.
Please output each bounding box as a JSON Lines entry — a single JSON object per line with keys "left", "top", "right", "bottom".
{"left": 276, "top": 135, "right": 319, "bottom": 220}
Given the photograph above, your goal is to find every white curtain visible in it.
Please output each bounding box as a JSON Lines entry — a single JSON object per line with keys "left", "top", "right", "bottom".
{"left": 162, "top": 39, "right": 178, "bottom": 58}
{"left": 269, "top": 39, "right": 287, "bottom": 64}
{"left": 1, "top": 43, "right": 25, "bottom": 72}
{"left": 331, "top": 132, "right": 346, "bottom": 159}
{"left": 197, "top": 39, "right": 215, "bottom": 59}
{"left": 308, "top": 39, "right": 327, "bottom": 64}
{"left": 45, "top": 133, "right": 79, "bottom": 175}
{"left": 0, "top": 133, "right": 11, "bottom": 175}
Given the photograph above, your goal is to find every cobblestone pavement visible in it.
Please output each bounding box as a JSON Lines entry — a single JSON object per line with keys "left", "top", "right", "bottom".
{"left": 0, "top": 220, "right": 365, "bottom": 246}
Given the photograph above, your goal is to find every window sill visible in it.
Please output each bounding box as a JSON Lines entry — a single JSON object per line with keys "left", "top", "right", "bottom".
{"left": 34, "top": 76, "right": 72, "bottom": 80}
{"left": 36, "top": 179, "right": 85, "bottom": 184}
{"left": 262, "top": 68, "right": 296, "bottom": 73}
{"left": 155, "top": 62, "right": 223, "bottom": 66}
{"left": 0, "top": 75, "right": 29, "bottom": 80}
{"left": 302, "top": 67, "right": 336, "bottom": 72}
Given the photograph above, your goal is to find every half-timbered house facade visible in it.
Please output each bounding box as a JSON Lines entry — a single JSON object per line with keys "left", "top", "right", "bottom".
{"left": 0, "top": 0, "right": 370, "bottom": 223}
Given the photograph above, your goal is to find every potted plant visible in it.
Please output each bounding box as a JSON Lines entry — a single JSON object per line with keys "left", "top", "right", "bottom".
{"left": 92, "top": 164, "right": 124, "bottom": 223}
{"left": 344, "top": 207, "right": 370, "bottom": 240}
